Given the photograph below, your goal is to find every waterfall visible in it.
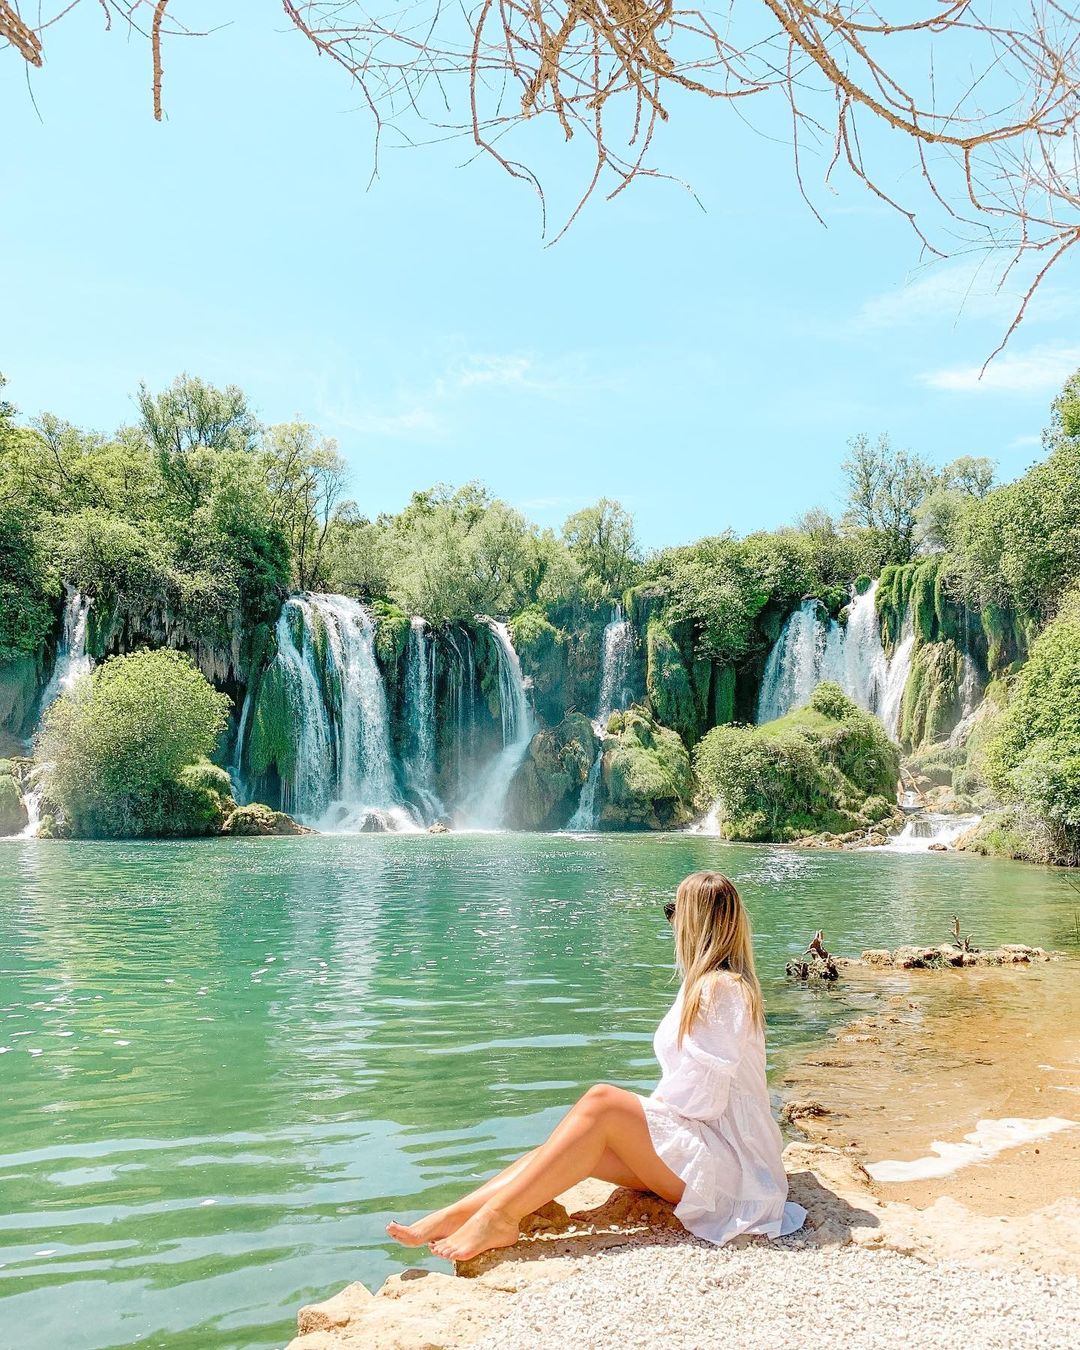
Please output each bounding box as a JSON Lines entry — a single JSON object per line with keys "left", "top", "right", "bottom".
{"left": 16, "top": 765, "right": 49, "bottom": 839}
{"left": 444, "top": 626, "right": 479, "bottom": 796}
{"left": 403, "top": 617, "right": 444, "bottom": 823}
{"left": 567, "top": 608, "right": 634, "bottom": 831}
{"left": 459, "top": 620, "right": 533, "bottom": 828}
{"left": 37, "top": 587, "right": 93, "bottom": 716}
{"left": 756, "top": 582, "right": 914, "bottom": 738}
{"left": 882, "top": 812, "right": 981, "bottom": 852}
{"left": 756, "top": 599, "right": 844, "bottom": 724}
{"left": 272, "top": 597, "right": 335, "bottom": 819}
{"left": 270, "top": 594, "right": 415, "bottom": 832}
{"left": 879, "top": 609, "right": 915, "bottom": 739}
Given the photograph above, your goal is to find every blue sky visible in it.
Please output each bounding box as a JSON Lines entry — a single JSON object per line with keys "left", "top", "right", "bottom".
{"left": 2, "top": 6, "right": 1077, "bottom": 551}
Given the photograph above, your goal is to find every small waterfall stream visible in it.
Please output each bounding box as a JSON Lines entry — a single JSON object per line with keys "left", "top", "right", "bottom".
{"left": 882, "top": 813, "right": 981, "bottom": 852}
{"left": 567, "top": 608, "right": 634, "bottom": 831}
{"left": 459, "top": 621, "right": 533, "bottom": 828}
{"left": 403, "top": 617, "right": 444, "bottom": 824}
{"left": 38, "top": 588, "right": 93, "bottom": 716}
{"left": 756, "top": 583, "right": 914, "bottom": 738}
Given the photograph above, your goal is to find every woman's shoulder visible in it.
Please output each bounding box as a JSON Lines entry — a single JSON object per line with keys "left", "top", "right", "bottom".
{"left": 700, "top": 970, "right": 753, "bottom": 1019}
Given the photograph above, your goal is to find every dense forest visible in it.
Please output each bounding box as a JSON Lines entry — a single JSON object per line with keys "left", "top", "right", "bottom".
{"left": 1, "top": 369, "right": 1078, "bottom": 864}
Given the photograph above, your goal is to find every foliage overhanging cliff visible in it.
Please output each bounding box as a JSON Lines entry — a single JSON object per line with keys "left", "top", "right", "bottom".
{"left": 3, "top": 369, "right": 1080, "bottom": 858}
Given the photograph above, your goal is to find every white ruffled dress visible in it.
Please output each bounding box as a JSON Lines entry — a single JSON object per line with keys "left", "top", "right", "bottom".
{"left": 639, "top": 975, "right": 807, "bottom": 1244}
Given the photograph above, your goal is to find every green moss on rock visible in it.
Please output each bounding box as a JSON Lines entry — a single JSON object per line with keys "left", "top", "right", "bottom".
{"left": 600, "top": 708, "right": 693, "bottom": 830}
{"left": 898, "top": 640, "right": 964, "bottom": 749}
{"left": 246, "top": 661, "right": 297, "bottom": 785}
{"left": 509, "top": 606, "right": 570, "bottom": 727}
{"left": 646, "top": 620, "right": 697, "bottom": 743}
{"left": 0, "top": 765, "right": 27, "bottom": 835}
{"left": 505, "top": 713, "right": 596, "bottom": 829}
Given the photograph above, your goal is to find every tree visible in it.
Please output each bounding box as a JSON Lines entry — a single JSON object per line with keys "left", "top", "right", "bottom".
{"left": 9, "top": 5, "right": 1080, "bottom": 337}
{"left": 137, "top": 374, "right": 260, "bottom": 512}
{"left": 841, "top": 434, "right": 933, "bottom": 567}
{"left": 263, "top": 422, "right": 347, "bottom": 590}
{"left": 561, "top": 499, "right": 639, "bottom": 603}
{"left": 383, "top": 484, "right": 540, "bottom": 621}
{"left": 37, "top": 648, "right": 233, "bottom": 838}
{"left": 942, "top": 456, "right": 995, "bottom": 500}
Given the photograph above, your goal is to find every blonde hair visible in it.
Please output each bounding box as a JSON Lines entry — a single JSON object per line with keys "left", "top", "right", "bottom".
{"left": 672, "top": 871, "right": 763, "bottom": 1044}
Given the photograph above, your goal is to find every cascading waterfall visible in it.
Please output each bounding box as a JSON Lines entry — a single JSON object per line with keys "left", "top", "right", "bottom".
{"left": 272, "top": 597, "right": 335, "bottom": 819}
{"left": 270, "top": 594, "right": 415, "bottom": 832}
{"left": 567, "top": 607, "right": 634, "bottom": 831}
{"left": 38, "top": 587, "right": 93, "bottom": 716}
{"left": 444, "top": 627, "right": 479, "bottom": 795}
{"left": 403, "top": 617, "right": 445, "bottom": 823}
{"left": 879, "top": 609, "right": 915, "bottom": 739}
{"left": 756, "top": 582, "right": 914, "bottom": 738}
{"left": 882, "top": 812, "right": 981, "bottom": 852}
{"left": 459, "top": 620, "right": 533, "bottom": 828}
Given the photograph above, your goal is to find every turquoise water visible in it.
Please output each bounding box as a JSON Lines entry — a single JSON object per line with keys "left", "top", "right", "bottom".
{"left": 1, "top": 833, "right": 1078, "bottom": 1349}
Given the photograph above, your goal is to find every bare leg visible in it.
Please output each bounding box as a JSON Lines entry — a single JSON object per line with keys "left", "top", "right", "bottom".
{"left": 431, "top": 1085, "right": 683, "bottom": 1261}
{"left": 387, "top": 1149, "right": 541, "bottom": 1247}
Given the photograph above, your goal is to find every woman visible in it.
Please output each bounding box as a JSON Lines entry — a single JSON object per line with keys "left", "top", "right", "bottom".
{"left": 387, "top": 870, "right": 806, "bottom": 1261}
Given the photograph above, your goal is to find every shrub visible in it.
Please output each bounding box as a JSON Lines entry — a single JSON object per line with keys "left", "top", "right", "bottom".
{"left": 37, "top": 648, "right": 232, "bottom": 838}
{"left": 694, "top": 683, "right": 898, "bottom": 841}
{"left": 983, "top": 588, "right": 1080, "bottom": 862}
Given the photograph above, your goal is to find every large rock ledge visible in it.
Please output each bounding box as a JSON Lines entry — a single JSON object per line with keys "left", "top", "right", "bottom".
{"left": 286, "top": 1139, "right": 1080, "bottom": 1350}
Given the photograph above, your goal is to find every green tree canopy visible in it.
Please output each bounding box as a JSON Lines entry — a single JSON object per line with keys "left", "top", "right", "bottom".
{"left": 38, "top": 648, "right": 232, "bottom": 838}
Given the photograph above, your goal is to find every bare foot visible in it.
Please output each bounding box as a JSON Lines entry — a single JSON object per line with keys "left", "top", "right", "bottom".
{"left": 430, "top": 1204, "right": 520, "bottom": 1261}
{"left": 386, "top": 1205, "right": 467, "bottom": 1247}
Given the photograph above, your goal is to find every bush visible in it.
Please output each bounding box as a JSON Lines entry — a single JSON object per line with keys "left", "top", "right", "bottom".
{"left": 694, "top": 682, "right": 898, "bottom": 841}
{"left": 983, "top": 589, "right": 1080, "bottom": 862}
{"left": 37, "top": 648, "right": 232, "bottom": 838}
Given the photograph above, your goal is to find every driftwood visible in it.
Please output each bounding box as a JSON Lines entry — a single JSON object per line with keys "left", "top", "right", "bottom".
{"left": 786, "top": 930, "right": 839, "bottom": 983}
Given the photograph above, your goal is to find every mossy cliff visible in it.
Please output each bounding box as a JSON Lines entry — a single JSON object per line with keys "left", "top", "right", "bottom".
{"left": 505, "top": 714, "right": 597, "bottom": 830}
{"left": 599, "top": 708, "right": 694, "bottom": 830}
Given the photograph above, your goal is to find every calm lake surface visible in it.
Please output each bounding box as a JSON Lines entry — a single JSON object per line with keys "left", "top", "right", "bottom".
{"left": 2, "top": 833, "right": 1078, "bottom": 1350}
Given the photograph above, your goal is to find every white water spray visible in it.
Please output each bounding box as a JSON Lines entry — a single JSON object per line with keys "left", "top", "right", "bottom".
{"left": 269, "top": 594, "right": 416, "bottom": 831}
{"left": 403, "top": 617, "right": 444, "bottom": 824}
{"left": 756, "top": 583, "right": 914, "bottom": 738}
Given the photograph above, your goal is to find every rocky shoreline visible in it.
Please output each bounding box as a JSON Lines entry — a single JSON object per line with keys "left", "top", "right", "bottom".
{"left": 284, "top": 958, "right": 1080, "bottom": 1349}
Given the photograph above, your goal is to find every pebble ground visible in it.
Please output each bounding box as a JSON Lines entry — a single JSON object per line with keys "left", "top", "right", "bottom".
{"left": 472, "top": 1238, "right": 1080, "bottom": 1349}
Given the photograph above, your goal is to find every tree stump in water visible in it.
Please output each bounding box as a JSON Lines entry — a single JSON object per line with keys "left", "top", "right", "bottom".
{"left": 786, "top": 930, "right": 839, "bottom": 982}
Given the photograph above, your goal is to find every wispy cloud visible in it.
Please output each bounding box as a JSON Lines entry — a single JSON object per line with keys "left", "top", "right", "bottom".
{"left": 453, "top": 355, "right": 534, "bottom": 389}
{"left": 327, "top": 406, "right": 443, "bottom": 437}
{"left": 918, "top": 342, "right": 1080, "bottom": 394}
{"left": 857, "top": 260, "right": 1070, "bottom": 331}
{"left": 1009, "top": 432, "right": 1042, "bottom": 448}
{"left": 318, "top": 348, "right": 620, "bottom": 441}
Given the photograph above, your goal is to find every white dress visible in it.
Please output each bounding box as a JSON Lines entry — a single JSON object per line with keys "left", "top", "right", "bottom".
{"left": 639, "top": 975, "right": 807, "bottom": 1244}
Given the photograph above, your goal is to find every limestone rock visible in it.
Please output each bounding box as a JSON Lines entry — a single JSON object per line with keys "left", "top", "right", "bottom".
{"left": 288, "top": 1270, "right": 511, "bottom": 1350}
{"left": 505, "top": 714, "right": 597, "bottom": 830}
{"left": 0, "top": 759, "right": 28, "bottom": 836}
{"left": 598, "top": 708, "right": 693, "bottom": 831}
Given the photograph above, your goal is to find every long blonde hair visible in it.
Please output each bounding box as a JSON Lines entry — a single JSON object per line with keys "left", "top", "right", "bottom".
{"left": 671, "top": 871, "right": 763, "bottom": 1043}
